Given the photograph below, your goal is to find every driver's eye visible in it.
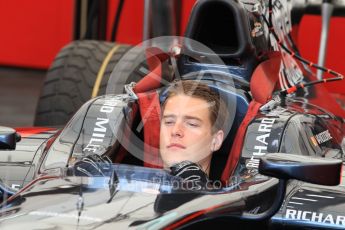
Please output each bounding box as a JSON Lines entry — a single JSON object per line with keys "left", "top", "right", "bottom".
{"left": 186, "top": 121, "right": 200, "bottom": 128}
{"left": 163, "top": 118, "right": 175, "bottom": 126}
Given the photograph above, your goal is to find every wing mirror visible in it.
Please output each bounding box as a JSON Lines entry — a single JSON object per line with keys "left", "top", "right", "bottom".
{"left": 0, "top": 126, "right": 21, "bottom": 150}
{"left": 259, "top": 153, "right": 342, "bottom": 186}
{"left": 242, "top": 153, "right": 342, "bottom": 221}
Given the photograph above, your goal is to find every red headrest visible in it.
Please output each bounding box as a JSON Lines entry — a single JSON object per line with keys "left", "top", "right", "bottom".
{"left": 250, "top": 52, "right": 282, "bottom": 104}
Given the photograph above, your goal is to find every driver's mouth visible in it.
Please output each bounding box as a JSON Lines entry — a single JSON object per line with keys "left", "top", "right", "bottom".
{"left": 167, "top": 143, "right": 186, "bottom": 149}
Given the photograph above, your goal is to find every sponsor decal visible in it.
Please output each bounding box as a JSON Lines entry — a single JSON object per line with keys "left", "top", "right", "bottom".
{"left": 246, "top": 118, "right": 276, "bottom": 169}
{"left": 314, "top": 130, "right": 333, "bottom": 145}
{"left": 83, "top": 98, "right": 119, "bottom": 154}
{"left": 285, "top": 209, "right": 345, "bottom": 226}
{"left": 251, "top": 22, "right": 264, "bottom": 38}
{"left": 310, "top": 136, "right": 319, "bottom": 147}
{"left": 11, "top": 184, "right": 21, "bottom": 190}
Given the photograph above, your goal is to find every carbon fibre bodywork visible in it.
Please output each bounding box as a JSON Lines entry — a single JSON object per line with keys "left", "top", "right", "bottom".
{"left": 0, "top": 90, "right": 344, "bottom": 229}
{"left": 0, "top": 0, "right": 345, "bottom": 229}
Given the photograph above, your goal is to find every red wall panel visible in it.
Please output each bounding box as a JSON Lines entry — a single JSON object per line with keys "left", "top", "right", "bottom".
{"left": 0, "top": 0, "right": 74, "bottom": 69}
{"left": 1, "top": 0, "right": 344, "bottom": 98}
{"left": 106, "top": 0, "right": 144, "bottom": 44}
{"left": 180, "top": 0, "right": 196, "bottom": 35}
{"left": 298, "top": 15, "right": 345, "bottom": 94}
{"left": 106, "top": 0, "right": 196, "bottom": 44}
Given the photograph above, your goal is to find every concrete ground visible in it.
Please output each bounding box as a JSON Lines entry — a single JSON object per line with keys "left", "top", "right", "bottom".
{"left": 0, "top": 67, "right": 46, "bottom": 127}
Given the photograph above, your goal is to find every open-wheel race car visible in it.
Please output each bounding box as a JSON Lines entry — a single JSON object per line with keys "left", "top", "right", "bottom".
{"left": 1, "top": 0, "right": 345, "bottom": 229}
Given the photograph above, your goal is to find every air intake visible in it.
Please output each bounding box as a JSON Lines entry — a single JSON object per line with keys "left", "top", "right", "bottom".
{"left": 184, "top": 0, "right": 253, "bottom": 59}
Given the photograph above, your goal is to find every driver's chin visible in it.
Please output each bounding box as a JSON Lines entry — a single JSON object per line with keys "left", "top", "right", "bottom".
{"left": 161, "top": 150, "right": 203, "bottom": 169}
{"left": 162, "top": 155, "right": 187, "bottom": 169}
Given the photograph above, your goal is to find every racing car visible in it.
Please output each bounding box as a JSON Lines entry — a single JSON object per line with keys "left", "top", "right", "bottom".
{"left": 0, "top": 0, "right": 345, "bottom": 229}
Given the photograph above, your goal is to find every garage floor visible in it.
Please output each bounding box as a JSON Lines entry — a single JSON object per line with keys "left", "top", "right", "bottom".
{"left": 0, "top": 67, "right": 46, "bottom": 127}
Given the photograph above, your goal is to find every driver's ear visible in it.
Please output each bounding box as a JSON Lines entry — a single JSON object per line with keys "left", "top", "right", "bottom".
{"left": 211, "top": 130, "right": 224, "bottom": 151}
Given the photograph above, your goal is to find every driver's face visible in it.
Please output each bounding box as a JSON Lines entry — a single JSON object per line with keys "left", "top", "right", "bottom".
{"left": 160, "top": 94, "right": 216, "bottom": 169}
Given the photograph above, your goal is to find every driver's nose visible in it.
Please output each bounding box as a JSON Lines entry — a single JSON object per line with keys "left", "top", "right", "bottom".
{"left": 171, "top": 121, "right": 184, "bottom": 138}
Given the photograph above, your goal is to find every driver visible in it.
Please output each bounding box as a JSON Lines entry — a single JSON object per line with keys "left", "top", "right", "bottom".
{"left": 72, "top": 80, "right": 227, "bottom": 187}
{"left": 160, "top": 80, "right": 227, "bottom": 182}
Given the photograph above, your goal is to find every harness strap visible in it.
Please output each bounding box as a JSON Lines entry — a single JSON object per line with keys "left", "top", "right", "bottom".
{"left": 134, "top": 47, "right": 170, "bottom": 93}
{"left": 221, "top": 100, "right": 262, "bottom": 184}
{"left": 133, "top": 47, "right": 169, "bottom": 168}
{"left": 220, "top": 53, "right": 281, "bottom": 183}
{"left": 137, "top": 91, "right": 163, "bottom": 168}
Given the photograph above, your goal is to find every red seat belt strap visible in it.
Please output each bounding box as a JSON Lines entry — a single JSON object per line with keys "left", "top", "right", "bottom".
{"left": 137, "top": 91, "right": 163, "bottom": 168}
{"left": 221, "top": 100, "right": 262, "bottom": 184}
{"left": 133, "top": 47, "right": 169, "bottom": 168}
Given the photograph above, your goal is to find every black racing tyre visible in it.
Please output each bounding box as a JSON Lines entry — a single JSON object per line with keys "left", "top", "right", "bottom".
{"left": 34, "top": 40, "right": 146, "bottom": 126}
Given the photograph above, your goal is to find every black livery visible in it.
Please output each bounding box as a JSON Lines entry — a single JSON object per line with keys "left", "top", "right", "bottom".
{"left": 1, "top": 0, "right": 345, "bottom": 229}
